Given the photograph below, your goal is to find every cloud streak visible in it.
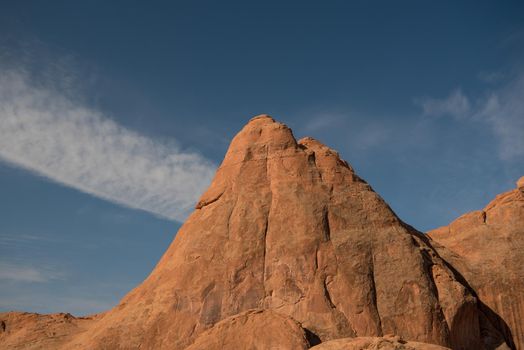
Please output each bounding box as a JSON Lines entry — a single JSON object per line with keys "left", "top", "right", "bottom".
{"left": 0, "top": 262, "right": 63, "bottom": 283}
{"left": 415, "top": 89, "right": 471, "bottom": 119}
{"left": 0, "top": 68, "right": 216, "bottom": 221}
{"left": 475, "top": 75, "right": 524, "bottom": 160}
{"left": 415, "top": 74, "right": 524, "bottom": 160}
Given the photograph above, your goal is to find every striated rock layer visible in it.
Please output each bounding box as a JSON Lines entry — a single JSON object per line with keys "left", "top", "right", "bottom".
{"left": 429, "top": 178, "right": 524, "bottom": 350}
{"left": 0, "top": 116, "right": 517, "bottom": 349}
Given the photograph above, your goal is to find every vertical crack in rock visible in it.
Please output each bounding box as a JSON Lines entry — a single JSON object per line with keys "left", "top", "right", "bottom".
{"left": 370, "top": 243, "right": 384, "bottom": 336}
{"left": 225, "top": 198, "right": 237, "bottom": 242}
{"left": 322, "top": 202, "right": 357, "bottom": 337}
{"left": 322, "top": 206, "right": 331, "bottom": 242}
{"left": 323, "top": 277, "right": 336, "bottom": 309}
{"left": 262, "top": 215, "right": 270, "bottom": 301}
{"left": 262, "top": 144, "right": 272, "bottom": 302}
{"left": 309, "top": 151, "right": 323, "bottom": 183}
{"left": 314, "top": 246, "right": 321, "bottom": 271}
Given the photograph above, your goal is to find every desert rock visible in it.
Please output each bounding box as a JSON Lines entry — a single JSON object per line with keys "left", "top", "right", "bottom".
{"left": 65, "top": 116, "right": 508, "bottom": 349}
{"left": 185, "top": 309, "right": 310, "bottom": 350}
{"left": 0, "top": 312, "right": 95, "bottom": 350}
{"left": 310, "top": 335, "right": 451, "bottom": 350}
{"left": 429, "top": 179, "right": 524, "bottom": 349}
{"left": 517, "top": 176, "right": 524, "bottom": 189}
{"left": 0, "top": 116, "right": 516, "bottom": 350}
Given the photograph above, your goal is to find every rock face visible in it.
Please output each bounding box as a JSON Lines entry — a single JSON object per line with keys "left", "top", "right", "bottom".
{"left": 517, "top": 176, "right": 524, "bottom": 190}
{"left": 0, "top": 312, "right": 95, "bottom": 349}
{"left": 0, "top": 116, "right": 518, "bottom": 350}
{"left": 310, "top": 336, "right": 452, "bottom": 350}
{"left": 429, "top": 180, "right": 524, "bottom": 349}
{"left": 185, "top": 309, "right": 310, "bottom": 350}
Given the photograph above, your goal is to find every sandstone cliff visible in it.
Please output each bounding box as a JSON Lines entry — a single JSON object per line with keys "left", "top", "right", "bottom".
{"left": 429, "top": 177, "right": 524, "bottom": 349}
{"left": 0, "top": 116, "right": 517, "bottom": 350}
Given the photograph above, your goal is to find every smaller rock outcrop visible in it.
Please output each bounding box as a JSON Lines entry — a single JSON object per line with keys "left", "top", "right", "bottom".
{"left": 429, "top": 177, "right": 524, "bottom": 350}
{"left": 310, "top": 335, "right": 451, "bottom": 350}
{"left": 517, "top": 176, "right": 524, "bottom": 190}
{"left": 185, "top": 309, "right": 310, "bottom": 350}
{"left": 0, "top": 312, "right": 95, "bottom": 349}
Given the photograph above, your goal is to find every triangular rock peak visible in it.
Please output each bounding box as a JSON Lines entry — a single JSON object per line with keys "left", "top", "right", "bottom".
{"left": 0, "top": 116, "right": 514, "bottom": 349}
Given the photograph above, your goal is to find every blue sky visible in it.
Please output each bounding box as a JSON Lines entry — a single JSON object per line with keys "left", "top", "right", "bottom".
{"left": 0, "top": 1, "right": 523, "bottom": 316}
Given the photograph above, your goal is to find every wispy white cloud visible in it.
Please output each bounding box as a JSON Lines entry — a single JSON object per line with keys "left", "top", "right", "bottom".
{"left": 415, "top": 89, "right": 471, "bottom": 119}
{"left": 414, "top": 74, "right": 524, "bottom": 160}
{"left": 478, "top": 71, "right": 505, "bottom": 84}
{"left": 0, "top": 262, "right": 63, "bottom": 283}
{"left": 353, "top": 122, "right": 391, "bottom": 150}
{"left": 0, "top": 233, "right": 50, "bottom": 245}
{"left": 0, "top": 68, "right": 216, "bottom": 221}
{"left": 0, "top": 281, "right": 121, "bottom": 315}
{"left": 474, "top": 75, "right": 524, "bottom": 160}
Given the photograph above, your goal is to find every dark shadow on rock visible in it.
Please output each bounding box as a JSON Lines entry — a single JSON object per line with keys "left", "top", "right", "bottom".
{"left": 477, "top": 301, "right": 516, "bottom": 350}
{"left": 402, "top": 223, "right": 516, "bottom": 350}
{"left": 304, "top": 328, "right": 322, "bottom": 347}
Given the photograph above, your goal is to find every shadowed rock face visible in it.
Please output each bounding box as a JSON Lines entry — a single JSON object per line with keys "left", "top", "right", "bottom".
{"left": 0, "top": 116, "right": 516, "bottom": 350}
{"left": 429, "top": 179, "right": 524, "bottom": 350}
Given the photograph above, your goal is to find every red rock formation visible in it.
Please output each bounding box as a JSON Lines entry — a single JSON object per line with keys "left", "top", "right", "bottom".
{"left": 0, "top": 116, "right": 515, "bottom": 349}
{"left": 185, "top": 309, "right": 310, "bottom": 350}
{"left": 429, "top": 178, "right": 524, "bottom": 349}
{"left": 310, "top": 335, "right": 451, "bottom": 350}
{"left": 0, "top": 312, "right": 95, "bottom": 349}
